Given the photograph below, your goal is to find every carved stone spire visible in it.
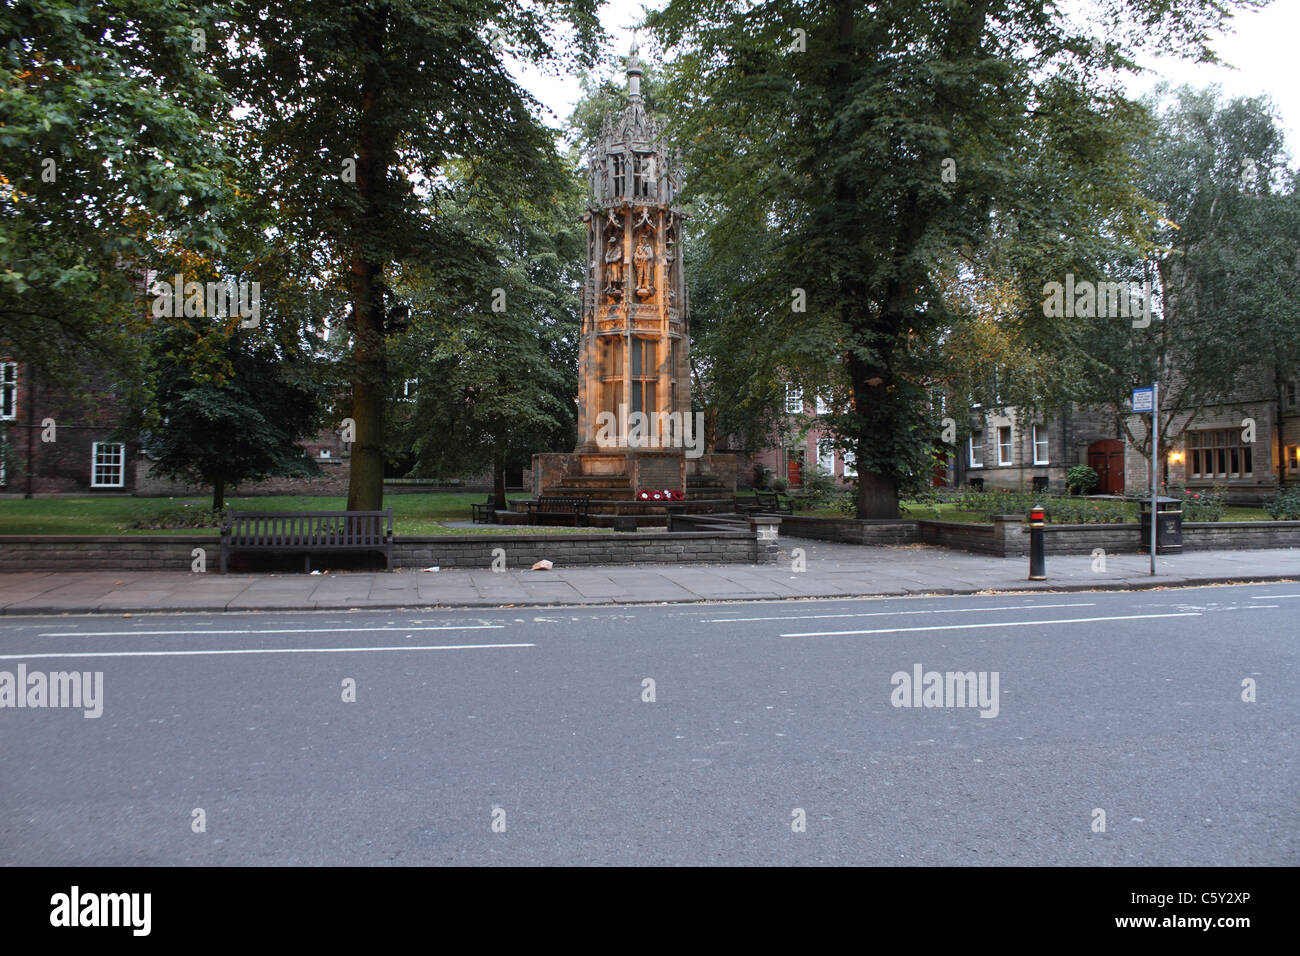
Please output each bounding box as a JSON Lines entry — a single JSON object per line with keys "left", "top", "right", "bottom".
{"left": 627, "top": 44, "right": 643, "bottom": 100}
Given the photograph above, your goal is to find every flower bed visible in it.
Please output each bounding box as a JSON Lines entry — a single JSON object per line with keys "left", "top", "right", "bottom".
{"left": 1161, "top": 483, "right": 1227, "bottom": 521}
{"left": 636, "top": 488, "right": 685, "bottom": 502}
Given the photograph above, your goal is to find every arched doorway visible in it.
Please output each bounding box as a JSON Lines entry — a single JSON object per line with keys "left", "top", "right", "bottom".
{"left": 1087, "top": 439, "right": 1125, "bottom": 495}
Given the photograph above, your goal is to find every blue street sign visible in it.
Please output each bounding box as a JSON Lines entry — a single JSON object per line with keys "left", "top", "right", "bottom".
{"left": 1132, "top": 387, "right": 1155, "bottom": 413}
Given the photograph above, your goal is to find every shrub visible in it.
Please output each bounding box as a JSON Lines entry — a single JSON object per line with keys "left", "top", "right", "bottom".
{"left": 1265, "top": 486, "right": 1300, "bottom": 520}
{"left": 1045, "top": 498, "right": 1127, "bottom": 524}
{"left": 771, "top": 477, "right": 789, "bottom": 493}
{"left": 123, "top": 500, "right": 228, "bottom": 530}
{"left": 1066, "top": 465, "right": 1099, "bottom": 495}
{"left": 798, "top": 462, "right": 840, "bottom": 508}
{"left": 1164, "top": 483, "right": 1227, "bottom": 521}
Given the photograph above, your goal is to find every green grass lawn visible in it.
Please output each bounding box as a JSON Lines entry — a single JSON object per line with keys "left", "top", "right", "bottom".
{"left": 0, "top": 493, "right": 595, "bottom": 536}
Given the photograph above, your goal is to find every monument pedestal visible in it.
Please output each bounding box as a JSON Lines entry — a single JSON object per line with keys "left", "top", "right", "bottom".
{"left": 529, "top": 450, "right": 736, "bottom": 524}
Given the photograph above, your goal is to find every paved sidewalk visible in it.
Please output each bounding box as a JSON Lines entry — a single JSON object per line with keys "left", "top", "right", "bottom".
{"left": 1, "top": 538, "right": 1297, "bottom": 614}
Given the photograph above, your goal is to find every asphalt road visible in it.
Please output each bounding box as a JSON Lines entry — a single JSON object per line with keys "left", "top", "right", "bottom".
{"left": 1, "top": 583, "right": 1295, "bottom": 865}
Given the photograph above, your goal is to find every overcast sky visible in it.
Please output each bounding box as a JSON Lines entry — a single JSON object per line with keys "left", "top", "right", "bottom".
{"left": 512, "top": 0, "right": 1299, "bottom": 159}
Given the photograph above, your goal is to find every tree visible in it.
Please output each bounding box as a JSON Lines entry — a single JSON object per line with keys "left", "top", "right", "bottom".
{"left": 389, "top": 154, "right": 585, "bottom": 509}
{"left": 218, "top": 0, "right": 600, "bottom": 512}
{"left": 1050, "top": 87, "right": 1298, "bottom": 471}
{"left": 646, "top": 0, "right": 1266, "bottom": 517}
{"left": 0, "top": 0, "right": 232, "bottom": 381}
{"left": 139, "top": 315, "right": 328, "bottom": 511}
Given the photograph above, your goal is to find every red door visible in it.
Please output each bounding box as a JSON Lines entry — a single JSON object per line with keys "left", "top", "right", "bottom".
{"left": 933, "top": 449, "right": 949, "bottom": 488}
{"left": 1087, "top": 439, "right": 1125, "bottom": 494}
{"left": 787, "top": 458, "right": 802, "bottom": 486}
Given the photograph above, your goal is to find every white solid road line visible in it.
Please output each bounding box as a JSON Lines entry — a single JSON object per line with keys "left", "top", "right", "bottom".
{"left": 35, "top": 624, "right": 505, "bottom": 638}
{"left": 0, "top": 643, "right": 535, "bottom": 661}
{"left": 706, "top": 602, "right": 1096, "bottom": 623}
{"left": 782, "top": 612, "right": 1201, "bottom": 637}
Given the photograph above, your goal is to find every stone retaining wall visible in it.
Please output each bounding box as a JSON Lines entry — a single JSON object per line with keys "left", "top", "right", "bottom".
{"left": 4, "top": 519, "right": 1295, "bottom": 572}
{"left": 394, "top": 531, "right": 772, "bottom": 568}
{"left": 0, "top": 529, "right": 774, "bottom": 572}
{"left": 0, "top": 535, "right": 213, "bottom": 572}
{"left": 775, "top": 514, "right": 1300, "bottom": 557}
{"left": 778, "top": 515, "right": 920, "bottom": 546}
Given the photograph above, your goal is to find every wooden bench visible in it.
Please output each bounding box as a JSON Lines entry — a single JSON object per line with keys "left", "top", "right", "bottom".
{"left": 753, "top": 490, "right": 794, "bottom": 514}
{"left": 525, "top": 496, "right": 592, "bottom": 527}
{"left": 735, "top": 490, "right": 794, "bottom": 515}
{"left": 470, "top": 495, "right": 495, "bottom": 524}
{"left": 219, "top": 510, "right": 393, "bottom": 573}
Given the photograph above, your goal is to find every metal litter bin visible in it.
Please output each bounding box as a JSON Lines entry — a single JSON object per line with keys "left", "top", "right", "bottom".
{"left": 1139, "top": 495, "right": 1183, "bottom": 554}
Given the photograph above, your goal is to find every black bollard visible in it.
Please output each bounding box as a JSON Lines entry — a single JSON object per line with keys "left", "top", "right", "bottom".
{"left": 1028, "top": 505, "right": 1046, "bottom": 580}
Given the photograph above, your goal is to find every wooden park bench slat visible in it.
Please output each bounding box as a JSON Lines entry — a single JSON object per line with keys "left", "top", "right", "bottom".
{"left": 220, "top": 509, "right": 393, "bottom": 573}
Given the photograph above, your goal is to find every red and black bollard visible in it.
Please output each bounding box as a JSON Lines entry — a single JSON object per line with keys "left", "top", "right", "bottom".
{"left": 1028, "top": 505, "right": 1046, "bottom": 580}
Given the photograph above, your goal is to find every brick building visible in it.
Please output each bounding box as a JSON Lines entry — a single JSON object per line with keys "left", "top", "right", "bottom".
{"left": 0, "top": 357, "right": 140, "bottom": 496}
{"left": 733, "top": 387, "right": 857, "bottom": 489}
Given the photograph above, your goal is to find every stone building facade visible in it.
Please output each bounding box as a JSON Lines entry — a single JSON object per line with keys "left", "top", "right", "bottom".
{"left": 1122, "top": 372, "right": 1300, "bottom": 504}
{"left": 954, "top": 404, "right": 1120, "bottom": 493}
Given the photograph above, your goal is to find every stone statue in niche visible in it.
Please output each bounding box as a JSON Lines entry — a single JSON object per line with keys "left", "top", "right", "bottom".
{"left": 634, "top": 232, "right": 655, "bottom": 298}
{"left": 604, "top": 235, "right": 623, "bottom": 302}
{"left": 603, "top": 210, "right": 624, "bottom": 303}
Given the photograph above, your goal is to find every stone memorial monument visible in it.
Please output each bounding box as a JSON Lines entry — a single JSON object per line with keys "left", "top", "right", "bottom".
{"left": 530, "top": 50, "right": 736, "bottom": 522}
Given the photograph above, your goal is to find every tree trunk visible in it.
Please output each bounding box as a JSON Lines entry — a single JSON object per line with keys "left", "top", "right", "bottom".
{"left": 344, "top": 10, "right": 392, "bottom": 513}
{"left": 213, "top": 475, "right": 225, "bottom": 512}
{"left": 848, "top": 353, "right": 901, "bottom": 519}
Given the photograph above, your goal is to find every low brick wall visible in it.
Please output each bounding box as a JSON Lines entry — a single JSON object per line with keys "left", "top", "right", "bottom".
{"left": 395, "top": 531, "right": 772, "bottom": 567}
{"left": 919, "top": 520, "right": 1002, "bottom": 555}
{"left": 0, "top": 535, "right": 214, "bottom": 572}
{"left": 1183, "top": 521, "right": 1300, "bottom": 551}
{"left": 4, "top": 520, "right": 1295, "bottom": 572}
{"left": 0, "top": 529, "right": 775, "bottom": 572}
{"left": 778, "top": 515, "right": 920, "bottom": 546}
{"left": 666, "top": 514, "right": 780, "bottom": 564}
{"left": 1035, "top": 522, "right": 1300, "bottom": 555}
{"left": 1037, "top": 524, "right": 1139, "bottom": 556}
{"left": 772, "top": 514, "right": 1300, "bottom": 557}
